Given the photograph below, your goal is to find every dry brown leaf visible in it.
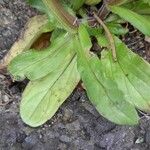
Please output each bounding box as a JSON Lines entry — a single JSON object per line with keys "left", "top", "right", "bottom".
{"left": 0, "top": 15, "right": 52, "bottom": 68}
{"left": 31, "top": 32, "right": 51, "bottom": 50}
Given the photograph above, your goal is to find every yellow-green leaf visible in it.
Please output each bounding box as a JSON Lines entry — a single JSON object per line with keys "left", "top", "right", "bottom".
{"left": 8, "top": 34, "right": 74, "bottom": 81}
{"left": 75, "top": 25, "right": 139, "bottom": 125}
{"left": 110, "top": 6, "right": 150, "bottom": 36}
{"left": 20, "top": 56, "right": 80, "bottom": 127}
{"left": 101, "top": 37, "right": 150, "bottom": 112}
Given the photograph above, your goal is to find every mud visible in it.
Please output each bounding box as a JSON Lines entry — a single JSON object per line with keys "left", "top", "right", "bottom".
{"left": 0, "top": 0, "right": 150, "bottom": 150}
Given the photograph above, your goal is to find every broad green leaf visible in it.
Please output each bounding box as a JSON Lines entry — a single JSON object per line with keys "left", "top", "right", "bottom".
{"left": 8, "top": 34, "right": 75, "bottom": 81}
{"left": 101, "top": 37, "right": 150, "bottom": 112}
{"left": 76, "top": 25, "right": 139, "bottom": 125}
{"left": 20, "top": 56, "right": 80, "bottom": 127}
{"left": 1, "top": 15, "right": 53, "bottom": 67}
{"left": 110, "top": 6, "right": 150, "bottom": 36}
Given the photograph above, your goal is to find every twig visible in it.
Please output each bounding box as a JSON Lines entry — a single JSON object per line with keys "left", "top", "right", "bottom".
{"left": 0, "top": 100, "right": 13, "bottom": 106}
{"left": 98, "top": 3, "right": 110, "bottom": 20}
{"left": 138, "top": 110, "right": 150, "bottom": 120}
{"left": 0, "top": 64, "right": 5, "bottom": 70}
{"left": 93, "top": 12, "right": 117, "bottom": 61}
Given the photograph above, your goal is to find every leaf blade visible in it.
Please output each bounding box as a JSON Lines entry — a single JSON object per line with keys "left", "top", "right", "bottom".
{"left": 100, "top": 37, "right": 150, "bottom": 112}
{"left": 76, "top": 25, "right": 139, "bottom": 125}
{"left": 20, "top": 56, "right": 80, "bottom": 127}
{"left": 110, "top": 6, "right": 150, "bottom": 36}
{"left": 8, "top": 34, "right": 75, "bottom": 80}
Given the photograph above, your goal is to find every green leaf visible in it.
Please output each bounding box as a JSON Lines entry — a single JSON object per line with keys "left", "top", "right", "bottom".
{"left": 76, "top": 25, "right": 139, "bottom": 125}
{"left": 110, "top": 6, "right": 150, "bottom": 36}
{"left": 8, "top": 34, "right": 75, "bottom": 81}
{"left": 101, "top": 37, "right": 150, "bottom": 112}
{"left": 20, "top": 56, "right": 80, "bottom": 127}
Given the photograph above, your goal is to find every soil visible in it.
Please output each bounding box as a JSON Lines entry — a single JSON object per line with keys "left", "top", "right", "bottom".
{"left": 0, "top": 0, "right": 150, "bottom": 150}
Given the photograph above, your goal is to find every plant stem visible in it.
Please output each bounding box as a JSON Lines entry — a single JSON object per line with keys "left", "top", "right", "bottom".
{"left": 94, "top": 12, "right": 117, "bottom": 61}
{"left": 42, "top": 0, "right": 78, "bottom": 33}
{"left": 98, "top": 0, "right": 130, "bottom": 19}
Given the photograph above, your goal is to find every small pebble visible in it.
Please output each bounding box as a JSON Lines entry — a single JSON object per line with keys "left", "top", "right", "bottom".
{"left": 135, "top": 137, "right": 144, "bottom": 144}
{"left": 59, "top": 135, "right": 72, "bottom": 143}
{"left": 2, "top": 94, "right": 9, "bottom": 103}
{"left": 145, "top": 130, "right": 150, "bottom": 143}
{"left": 63, "top": 108, "right": 73, "bottom": 122}
{"left": 145, "top": 36, "right": 150, "bottom": 43}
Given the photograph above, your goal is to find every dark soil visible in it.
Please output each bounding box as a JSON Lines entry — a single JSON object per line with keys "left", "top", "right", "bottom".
{"left": 0, "top": 0, "right": 150, "bottom": 150}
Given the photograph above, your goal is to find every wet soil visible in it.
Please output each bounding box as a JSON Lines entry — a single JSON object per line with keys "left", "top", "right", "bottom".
{"left": 0, "top": 0, "right": 150, "bottom": 150}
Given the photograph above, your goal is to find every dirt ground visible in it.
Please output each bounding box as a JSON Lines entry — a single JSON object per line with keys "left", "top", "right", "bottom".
{"left": 0, "top": 0, "right": 150, "bottom": 150}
